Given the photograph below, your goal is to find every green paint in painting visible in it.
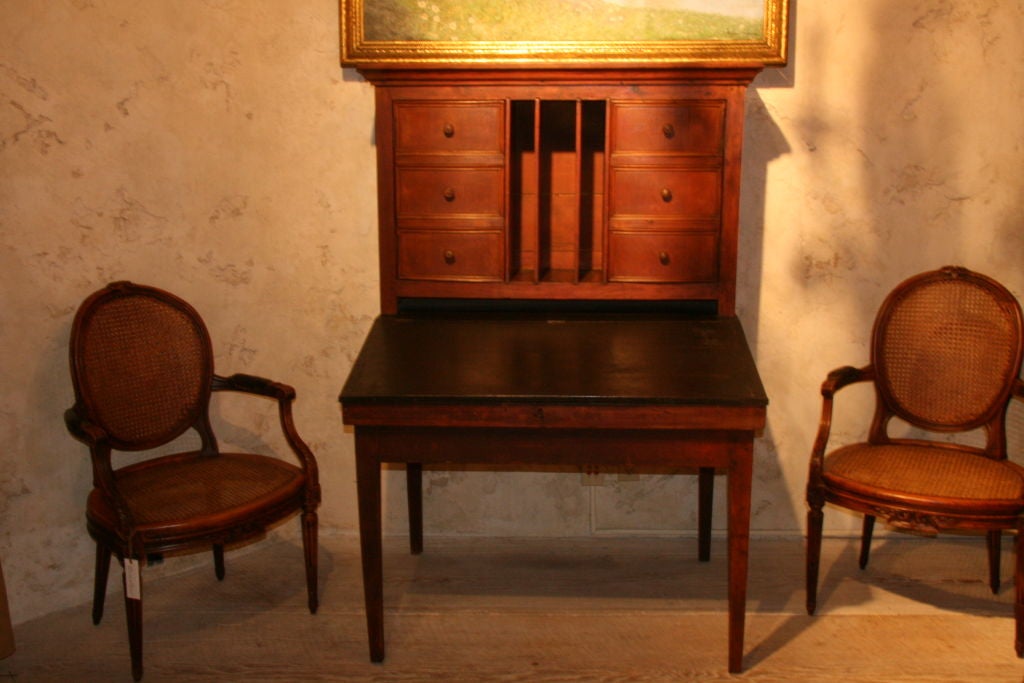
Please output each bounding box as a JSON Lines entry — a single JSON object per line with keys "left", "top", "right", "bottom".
{"left": 364, "top": 0, "right": 763, "bottom": 43}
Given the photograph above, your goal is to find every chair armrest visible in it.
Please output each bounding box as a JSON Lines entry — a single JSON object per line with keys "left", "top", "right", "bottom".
{"left": 211, "top": 374, "right": 320, "bottom": 500}
{"left": 64, "top": 406, "right": 137, "bottom": 534}
{"left": 64, "top": 405, "right": 109, "bottom": 447}
{"left": 808, "top": 365, "right": 874, "bottom": 490}
{"left": 212, "top": 373, "right": 295, "bottom": 400}
{"left": 821, "top": 365, "right": 872, "bottom": 398}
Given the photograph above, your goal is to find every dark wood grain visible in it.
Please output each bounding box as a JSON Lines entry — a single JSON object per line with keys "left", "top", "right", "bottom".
{"left": 341, "top": 315, "right": 766, "bottom": 408}
{"left": 341, "top": 314, "right": 766, "bottom": 672}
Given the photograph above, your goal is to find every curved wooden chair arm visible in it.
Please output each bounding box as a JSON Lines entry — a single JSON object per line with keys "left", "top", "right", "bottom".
{"left": 64, "top": 406, "right": 137, "bottom": 534}
{"left": 212, "top": 374, "right": 320, "bottom": 491}
{"left": 212, "top": 373, "right": 294, "bottom": 400}
{"left": 821, "top": 365, "right": 872, "bottom": 398}
{"left": 809, "top": 365, "right": 874, "bottom": 481}
{"left": 64, "top": 405, "right": 109, "bottom": 447}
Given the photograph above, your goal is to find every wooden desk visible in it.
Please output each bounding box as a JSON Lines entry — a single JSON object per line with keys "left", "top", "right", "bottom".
{"left": 340, "top": 314, "right": 767, "bottom": 672}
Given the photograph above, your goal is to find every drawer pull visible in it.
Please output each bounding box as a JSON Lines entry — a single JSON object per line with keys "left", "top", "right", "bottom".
{"left": 662, "top": 123, "right": 675, "bottom": 139}
{"left": 443, "top": 187, "right": 456, "bottom": 202}
{"left": 443, "top": 123, "right": 455, "bottom": 138}
{"left": 658, "top": 251, "right": 670, "bottom": 266}
{"left": 443, "top": 250, "right": 456, "bottom": 264}
{"left": 660, "top": 188, "right": 673, "bottom": 203}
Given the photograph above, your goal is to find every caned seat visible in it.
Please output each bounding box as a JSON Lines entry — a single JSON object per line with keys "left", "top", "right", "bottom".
{"left": 805, "top": 266, "right": 1024, "bottom": 658}
{"left": 65, "top": 282, "right": 321, "bottom": 680}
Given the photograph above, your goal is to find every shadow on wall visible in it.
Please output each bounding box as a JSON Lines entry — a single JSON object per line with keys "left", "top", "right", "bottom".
{"left": 795, "top": 2, "right": 1024, "bottom": 317}
{"left": 736, "top": 3, "right": 795, "bottom": 535}
{"left": 752, "top": 2, "right": 1024, "bottom": 536}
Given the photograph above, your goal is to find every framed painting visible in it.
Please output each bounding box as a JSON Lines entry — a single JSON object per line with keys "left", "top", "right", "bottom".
{"left": 340, "top": 0, "right": 789, "bottom": 68}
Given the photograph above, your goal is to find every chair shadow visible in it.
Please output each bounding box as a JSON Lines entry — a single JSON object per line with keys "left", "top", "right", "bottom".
{"left": 743, "top": 534, "right": 1015, "bottom": 669}
{"left": 125, "top": 533, "right": 336, "bottom": 638}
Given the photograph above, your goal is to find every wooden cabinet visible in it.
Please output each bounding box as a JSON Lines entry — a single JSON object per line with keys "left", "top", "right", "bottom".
{"left": 362, "top": 69, "right": 759, "bottom": 314}
{"left": 346, "top": 66, "right": 769, "bottom": 675}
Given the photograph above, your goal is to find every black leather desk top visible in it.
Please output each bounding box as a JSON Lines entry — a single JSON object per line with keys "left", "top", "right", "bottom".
{"left": 340, "top": 315, "right": 767, "bottom": 407}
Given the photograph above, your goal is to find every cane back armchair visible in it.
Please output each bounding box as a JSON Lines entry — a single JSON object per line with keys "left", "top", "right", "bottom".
{"left": 65, "top": 281, "right": 321, "bottom": 680}
{"left": 805, "top": 266, "right": 1024, "bottom": 657}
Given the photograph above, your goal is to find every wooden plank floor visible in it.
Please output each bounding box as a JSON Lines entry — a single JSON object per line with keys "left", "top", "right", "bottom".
{"left": 1, "top": 534, "right": 1021, "bottom": 681}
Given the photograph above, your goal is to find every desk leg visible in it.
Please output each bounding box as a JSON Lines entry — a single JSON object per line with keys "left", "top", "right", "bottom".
{"left": 697, "top": 467, "right": 714, "bottom": 562}
{"left": 407, "top": 463, "right": 423, "bottom": 555}
{"left": 355, "top": 433, "right": 385, "bottom": 662}
{"left": 726, "top": 442, "right": 753, "bottom": 674}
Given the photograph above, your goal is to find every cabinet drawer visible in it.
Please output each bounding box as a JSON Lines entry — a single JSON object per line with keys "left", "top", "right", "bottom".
{"left": 399, "top": 231, "right": 504, "bottom": 281}
{"left": 397, "top": 167, "right": 505, "bottom": 226}
{"left": 395, "top": 101, "right": 504, "bottom": 155}
{"left": 611, "top": 101, "right": 725, "bottom": 156}
{"left": 608, "top": 232, "right": 718, "bottom": 283}
{"left": 609, "top": 168, "right": 721, "bottom": 221}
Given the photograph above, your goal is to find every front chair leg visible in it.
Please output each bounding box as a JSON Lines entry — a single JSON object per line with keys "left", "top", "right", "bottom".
{"left": 92, "top": 543, "right": 111, "bottom": 625}
{"left": 302, "top": 510, "right": 319, "bottom": 614}
{"left": 1015, "top": 525, "right": 1023, "bottom": 657}
{"left": 122, "top": 557, "right": 144, "bottom": 681}
{"left": 806, "top": 503, "right": 824, "bottom": 615}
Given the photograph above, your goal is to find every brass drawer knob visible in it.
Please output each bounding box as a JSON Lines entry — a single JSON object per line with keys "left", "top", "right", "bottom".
{"left": 443, "top": 123, "right": 455, "bottom": 138}
{"left": 660, "top": 187, "right": 673, "bottom": 203}
{"left": 658, "top": 251, "right": 670, "bottom": 265}
{"left": 443, "top": 250, "right": 456, "bottom": 264}
{"left": 662, "top": 123, "right": 675, "bottom": 139}
{"left": 443, "top": 187, "right": 456, "bottom": 202}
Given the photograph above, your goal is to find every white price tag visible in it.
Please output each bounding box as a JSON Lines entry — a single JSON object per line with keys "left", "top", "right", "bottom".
{"left": 124, "top": 558, "right": 141, "bottom": 600}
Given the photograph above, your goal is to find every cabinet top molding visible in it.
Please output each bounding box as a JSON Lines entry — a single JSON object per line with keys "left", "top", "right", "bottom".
{"left": 340, "top": 0, "right": 789, "bottom": 69}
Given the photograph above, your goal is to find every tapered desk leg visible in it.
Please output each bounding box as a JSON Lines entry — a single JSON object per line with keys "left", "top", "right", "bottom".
{"left": 355, "top": 432, "right": 385, "bottom": 662}
{"left": 697, "top": 467, "right": 714, "bottom": 562}
{"left": 726, "top": 442, "right": 753, "bottom": 674}
{"left": 407, "top": 463, "right": 423, "bottom": 555}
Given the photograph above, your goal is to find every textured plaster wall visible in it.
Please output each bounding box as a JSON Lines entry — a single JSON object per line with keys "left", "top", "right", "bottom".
{"left": 1, "top": 1, "right": 1022, "bottom": 624}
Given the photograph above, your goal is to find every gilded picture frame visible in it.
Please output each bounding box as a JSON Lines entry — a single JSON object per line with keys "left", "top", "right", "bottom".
{"left": 340, "top": 0, "right": 789, "bottom": 68}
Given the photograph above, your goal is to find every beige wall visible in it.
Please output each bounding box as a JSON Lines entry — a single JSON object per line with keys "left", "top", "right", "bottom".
{"left": 1, "top": 1, "right": 1022, "bottom": 624}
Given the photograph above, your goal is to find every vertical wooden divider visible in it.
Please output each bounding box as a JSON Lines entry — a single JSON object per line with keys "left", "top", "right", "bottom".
{"left": 529, "top": 99, "right": 541, "bottom": 283}
{"left": 571, "top": 99, "right": 582, "bottom": 283}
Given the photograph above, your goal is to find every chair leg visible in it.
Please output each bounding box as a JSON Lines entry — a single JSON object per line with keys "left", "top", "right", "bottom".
{"left": 859, "top": 515, "right": 875, "bottom": 569}
{"left": 1015, "top": 526, "right": 1023, "bottom": 658}
{"left": 213, "top": 544, "right": 226, "bottom": 581}
{"left": 987, "top": 530, "right": 1001, "bottom": 594}
{"left": 92, "top": 543, "right": 111, "bottom": 625}
{"left": 302, "top": 510, "right": 319, "bottom": 614}
{"left": 122, "top": 558, "right": 144, "bottom": 681}
{"left": 697, "top": 467, "right": 714, "bottom": 562}
{"left": 806, "top": 503, "right": 824, "bottom": 615}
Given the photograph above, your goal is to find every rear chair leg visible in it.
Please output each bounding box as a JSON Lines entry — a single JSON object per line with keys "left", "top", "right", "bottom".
{"left": 213, "top": 544, "right": 226, "bottom": 581}
{"left": 859, "top": 515, "right": 875, "bottom": 569}
{"left": 92, "top": 543, "right": 111, "bottom": 625}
